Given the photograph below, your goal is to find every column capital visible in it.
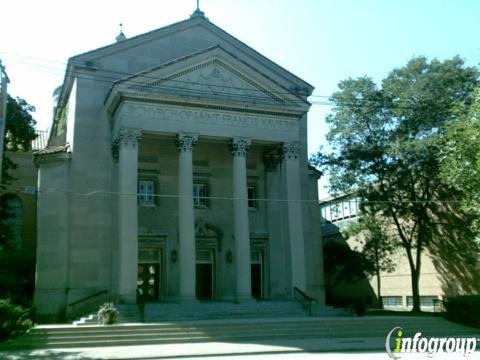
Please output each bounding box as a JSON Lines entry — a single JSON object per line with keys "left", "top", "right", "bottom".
{"left": 229, "top": 137, "right": 251, "bottom": 157}
{"left": 176, "top": 132, "right": 198, "bottom": 152}
{"left": 282, "top": 142, "right": 300, "bottom": 160}
{"left": 112, "top": 128, "right": 142, "bottom": 160}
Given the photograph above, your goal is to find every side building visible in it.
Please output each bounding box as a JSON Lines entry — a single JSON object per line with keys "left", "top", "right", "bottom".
{"left": 0, "top": 130, "right": 48, "bottom": 300}
{"left": 320, "top": 194, "right": 446, "bottom": 312}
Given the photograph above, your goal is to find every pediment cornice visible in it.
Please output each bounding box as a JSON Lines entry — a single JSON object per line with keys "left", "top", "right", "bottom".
{"left": 105, "top": 46, "right": 309, "bottom": 115}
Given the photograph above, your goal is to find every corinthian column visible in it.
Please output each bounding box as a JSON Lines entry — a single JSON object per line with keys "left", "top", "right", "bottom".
{"left": 176, "top": 132, "right": 198, "bottom": 302}
{"left": 116, "top": 127, "right": 142, "bottom": 303}
{"left": 230, "top": 137, "right": 253, "bottom": 303}
{"left": 282, "top": 142, "right": 307, "bottom": 293}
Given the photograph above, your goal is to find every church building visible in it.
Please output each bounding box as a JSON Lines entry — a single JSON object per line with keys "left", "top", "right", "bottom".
{"left": 33, "top": 7, "right": 324, "bottom": 318}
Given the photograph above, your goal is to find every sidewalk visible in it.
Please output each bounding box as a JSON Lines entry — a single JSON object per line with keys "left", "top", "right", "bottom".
{"left": 1, "top": 337, "right": 386, "bottom": 360}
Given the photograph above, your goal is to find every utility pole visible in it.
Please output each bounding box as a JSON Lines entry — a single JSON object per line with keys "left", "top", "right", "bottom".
{"left": 0, "top": 59, "right": 10, "bottom": 183}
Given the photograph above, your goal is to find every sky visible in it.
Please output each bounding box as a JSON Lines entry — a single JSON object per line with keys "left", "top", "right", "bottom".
{"left": 1, "top": 0, "right": 479, "bottom": 197}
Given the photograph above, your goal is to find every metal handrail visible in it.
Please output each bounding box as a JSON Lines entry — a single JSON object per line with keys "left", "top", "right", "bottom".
{"left": 293, "top": 287, "right": 314, "bottom": 316}
{"left": 67, "top": 290, "right": 109, "bottom": 308}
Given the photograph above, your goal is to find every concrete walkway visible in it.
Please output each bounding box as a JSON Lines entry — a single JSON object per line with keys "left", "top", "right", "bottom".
{"left": 1, "top": 316, "right": 478, "bottom": 359}
{"left": 0, "top": 337, "right": 387, "bottom": 359}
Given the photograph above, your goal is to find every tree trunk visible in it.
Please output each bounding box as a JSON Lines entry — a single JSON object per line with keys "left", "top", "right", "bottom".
{"left": 411, "top": 268, "right": 421, "bottom": 312}
{"left": 376, "top": 267, "right": 382, "bottom": 309}
{"left": 375, "top": 248, "right": 382, "bottom": 309}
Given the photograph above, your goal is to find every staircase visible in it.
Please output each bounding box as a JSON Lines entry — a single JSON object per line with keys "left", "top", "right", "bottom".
{"left": 143, "top": 301, "right": 309, "bottom": 321}
{"left": 73, "top": 304, "right": 142, "bottom": 325}
{"left": 1, "top": 316, "right": 477, "bottom": 350}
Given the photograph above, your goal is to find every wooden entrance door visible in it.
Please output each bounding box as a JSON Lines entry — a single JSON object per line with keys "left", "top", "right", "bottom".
{"left": 137, "top": 263, "right": 160, "bottom": 302}
{"left": 251, "top": 250, "right": 263, "bottom": 299}
{"left": 196, "top": 250, "right": 214, "bottom": 300}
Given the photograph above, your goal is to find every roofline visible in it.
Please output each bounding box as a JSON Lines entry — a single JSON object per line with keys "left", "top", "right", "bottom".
{"left": 205, "top": 20, "right": 314, "bottom": 92}
{"left": 50, "top": 14, "right": 315, "bottom": 145}
{"left": 70, "top": 16, "right": 313, "bottom": 91}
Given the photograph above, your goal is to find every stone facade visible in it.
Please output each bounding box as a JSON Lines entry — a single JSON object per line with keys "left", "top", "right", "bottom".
{"left": 34, "top": 13, "right": 325, "bottom": 317}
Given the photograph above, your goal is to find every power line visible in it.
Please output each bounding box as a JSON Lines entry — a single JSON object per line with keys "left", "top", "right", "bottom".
{"left": 5, "top": 59, "right": 319, "bottom": 108}
{"left": 1, "top": 183, "right": 476, "bottom": 205}
{"left": 2, "top": 52, "right": 459, "bottom": 111}
{"left": 1, "top": 52, "right": 332, "bottom": 99}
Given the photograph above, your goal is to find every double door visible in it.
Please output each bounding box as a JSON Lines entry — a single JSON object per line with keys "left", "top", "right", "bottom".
{"left": 137, "top": 249, "right": 162, "bottom": 302}
{"left": 196, "top": 249, "right": 214, "bottom": 300}
{"left": 251, "top": 250, "right": 263, "bottom": 299}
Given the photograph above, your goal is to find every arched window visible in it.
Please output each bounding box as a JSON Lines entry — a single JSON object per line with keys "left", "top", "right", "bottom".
{"left": 1, "top": 195, "right": 23, "bottom": 250}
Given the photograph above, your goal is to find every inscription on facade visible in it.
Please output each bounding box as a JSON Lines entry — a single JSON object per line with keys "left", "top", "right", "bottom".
{"left": 124, "top": 104, "right": 297, "bottom": 132}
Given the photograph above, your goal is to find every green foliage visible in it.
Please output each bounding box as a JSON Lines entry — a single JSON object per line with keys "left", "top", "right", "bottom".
{"left": 344, "top": 214, "right": 397, "bottom": 276}
{"left": 1, "top": 95, "right": 37, "bottom": 185}
{"left": 0, "top": 250, "right": 35, "bottom": 305}
{"left": 444, "top": 295, "right": 480, "bottom": 328}
{"left": 344, "top": 213, "right": 398, "bottom": 308}
{"left": 0, "top": 95, "right": 37, "bottom": 303}
{"left": 312, "top": 56, "right": 479, "bottom": 312}
{"left": 323, "top": 241, "right": 374, "bottom": 291}
{"left": 0, "top": 196, "right": 13, "bottom": 249}
{"left": 440, "top": 89, "right": 480, "bottom": 230}
{"left": 0, "top": 299, "right": 33, "bottom": 342}
{"left": 4, "top": 95, "right": 36, "bottom": 152}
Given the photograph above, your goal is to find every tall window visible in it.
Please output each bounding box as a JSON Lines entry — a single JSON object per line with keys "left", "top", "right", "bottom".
{"left": 138, "top": 180, "right": 155, "bottom": 206}
{"left": 193, "top": 183, "right": 208, "bottom": 208}
{"left": 247, "top": 185, "right": 257, "bottom": 209}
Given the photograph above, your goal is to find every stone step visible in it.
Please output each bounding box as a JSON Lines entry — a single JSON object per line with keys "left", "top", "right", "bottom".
{"left": 143, "top": 301, "right": 307, "bottom": 320}
{"left": 310, "top": 304, "right": 350, "bottom": 316}
{"left": 2, "top": 317, "right": 477, "bottom": 350}
{"left": 73, "top": 304, "right": 142, "bottom": 325}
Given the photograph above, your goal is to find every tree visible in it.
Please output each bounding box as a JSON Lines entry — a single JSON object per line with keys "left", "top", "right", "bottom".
{"left": 312, "top": 56, "right": 479, "bottom": 312}
{"left": 323, "top": 240, "right": 373, "bottom": 304}
{"left": 0, "top": 96, "right": 36, "bottom": 303}
{"left": 1, "top": 95, "right": 37, "bottom": 184}
{"left": 344, "top": 213, "right": 397, "bottom": 308}
{"left": 1, "top": 96, "right": 36, "bottom": 248}
{"left": 440, "top": 88, "right": 480, "bottom": 230}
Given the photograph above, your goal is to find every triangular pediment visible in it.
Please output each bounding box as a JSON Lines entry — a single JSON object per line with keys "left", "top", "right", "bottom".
{"left": 72, "top": 17, "right": 313, "bottom": 94}
{"left": 107, "top": 46, "right": 308, "bottom": 113}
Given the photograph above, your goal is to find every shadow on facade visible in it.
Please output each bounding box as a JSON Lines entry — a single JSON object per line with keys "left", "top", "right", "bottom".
{"left": 321, "top": 221, "right": 378, "bottom": 309}
{"left": 427, "top": 202, "right": 480, "bottom": 296}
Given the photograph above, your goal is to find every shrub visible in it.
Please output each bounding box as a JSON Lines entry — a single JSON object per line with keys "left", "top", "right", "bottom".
{"left": 444, "top": 295, "right": 480, "bottom": 328}
{"left": 0, "top": 299, "right": 33, "bottom": 342}
{"left": 353, "top": 302, "right": 366, "bottom": 317}
{"left": 97, "top": 302, "right": 119, "bottom": 325}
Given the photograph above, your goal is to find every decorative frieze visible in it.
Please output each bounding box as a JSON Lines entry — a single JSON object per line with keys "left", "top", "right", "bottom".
{"left": 123, "top": 104, "right": 298, "bottom": 131}
{"left": 229, "top": 137, "right": 251, "bottom": 157}
{"left": 175, "top": 132, "right": 198, "bottom": 153}
{"left": 282, "top": 142, "right": 300, "bottom": 160}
